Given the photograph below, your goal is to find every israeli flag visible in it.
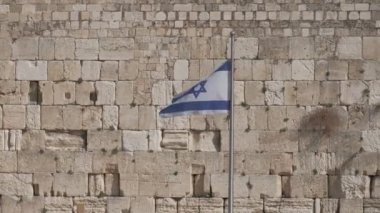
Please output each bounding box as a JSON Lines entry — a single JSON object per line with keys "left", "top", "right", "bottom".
{"left": 160, "top": 60, "right": 231, "bottom": 118}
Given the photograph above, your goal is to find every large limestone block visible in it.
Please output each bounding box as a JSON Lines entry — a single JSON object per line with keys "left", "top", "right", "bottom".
{"left": 26, "top": 105, "right": 40, "bottom": 129}
{"left": 0, "top": 151, "right": 17, "bottom": 172}
{"left": 138, "top": 106, "right": 156, "bottom": 129}
{"left": 0, "top": 61, "right": 15, "bottom": 79}
{"left": 283, "top": 175, "right": 328, "bottom": 198}
{"left": 75, "top": 39, "right": 99, "bottom": 60}
{"left": 107, "top": 197, "right": 130, "bottom": 213}
{"left": 53, "top": 81, "right": 76, "bottom": 105}
{"left": 88, "top": 174, "right": 105, "bottom": 196}
{"left": 259, "top": 37, "right": 289, "bottom": 59}
{"left": 45, "top": 131, "right": 85, "bottom": 151}
{"left": 39, "top": 37, "right": 54, "bottom": 60}
{"left": 21, "top": 130, "right": 45, "bottom": 150}
{"left": 0, "top": 174, "right": 33, "bottom": 197}
{"left": 103, "top": 105, "right": 118, "bottom": 130}
{"left": 224, "top": 199, "right": 263, "bottom": 213}
{"left": 174, "top": 60, "right": 189, "bottom": 80}
{"left": 328, "top": 61, "right": 348, "bottom": 80}
{"left": 265, "top": 81, "right": 284, "bottom": 105}
{"left": 119, "top": 105, "right": 138, "bottom": 129}
{"left": 249, "top": 175, "right": 282, "bottom": 199}
{"left": 88, "top": 130, "right": 122, "bottom": 151}
{"left": 1, "top": 196, "right": 44, "bottom": 213}
{"left": 178, "top": 198, "right": 200, "bottom": 213}
{"left": 0, "top": 38, "right": 11, "bottom": 59}
{"left": 116, "top": 81, "right": 134, "bottom": 105}
{"left": 337, "top": 37, "right": 362, "bottom": 59}
{"left": 93, "top": 152, "right": 134, "bottom": 174}
{"left": 119, "top": 60, "right": 138, "bottom": 80}
{"left": 161, "top": 130, "right": 188, "bottom": 150}
{"left": 320, "top": 199, "right": 339, "bottom": 213}
{"left": 329, "top": 175, "right": 370, "bottom": 198}
{"left": 211, "top": 174, "right": 249, "bottom": 198}
{"left": 96, "top": 81, "right": 116, "bottom": 105}
{"left": 292, "top": 60, "right": 314, "bottom": 80}
{"left": 3, "top": 105, "right": 25, "bottom": 129}
{"left": 76, "top": 81, "right": 95, "bottom": 105}
{"left": 82, "top": 60, "right": 101, "bottom": 80}
{"left": 33, "top": 173, "right": 53, "bottom": 196}
{"left": 244, "top": 152, "right": 293, "bottom": 175}
{"left": 12, "top": 37, "right": 38, "bottom": 59}
{"left": 363, "top": 131, "right": 380, "bottom": 152}
{"left": 245, "top": 81, "right": 265, "bottom": 105}
{"left": 258, "top": 130, "right": 298, "bottom": 152}
{"left": 348, "top": 105, "right": 369, "bottom": 131}
{"left": 101, "top": 61, "right": 118, "bottom": 80}
{"left": 292, "top": 152, "right": 334, "bottom": 175}
{"left": 18, "top": 151, "right": 56, "bottom": 173}
{"left": 264, "top": 198, "right": 314, "bottom": 213}
{"left": 134, "top": 152, "right": 185, "bottom": 175}
{"left": 55, "top": 38, "right": 75, "bottom": 60}
{"left": 364, "top": 199, "right": 380, "bottom": 213}
{"left": 73, "top": 197, "right": 106, "bottom": 212}
{"left": 100, "top": 38, "right": 134, "bottom": 60}
{"left": 199, "top": 198, "right": 223, "bottom": 213}
{"left": 296, "top": 81, "right": 320, "bottom": 105}
{"left": 189, "top": 131, "right": 220, "bottom": 152}
{"left": 340, "top": 199, "right": 363, "bottom": 213}
{"left": 62, "top": 106, "right": 82, "bottom": 130}
{"left": 53, "top": 173, "right": 87, "bottom": 197}
{"left": 290, "top": 37, "right": 314, "bottom": 59}
{"left": 122, "top": 130, "right": 148, "bottom": 151}
{"left": 16, "top": 61, "right": 47, "bottom": 80}
{"left": 370, "top": 81, "right": 380, "bottom": 105}
{"left": 44, "top": 197, "right": 73, "bottom": 212}
{"left": 41, "top": 106, "right": 64, "bottom": 130}
{"left": 156, "top": 198, "right": 177, "bottom": 213}
{"left": 82, "top": 106, "right": 102, "bottom": 130}
{"left": 319, "top": 81, "right": 340, "bottom": 104}
{"left": 364, "top": 37, "right": 380, "bottom": 60}
{"left": 340, "top": 81, "right": 368, "bottom": 105}
{"left": 228, "top": 38, "right": 259, "bottom": 59}
{"left": 130, "top": 197, "right": 155, "bottom": 213}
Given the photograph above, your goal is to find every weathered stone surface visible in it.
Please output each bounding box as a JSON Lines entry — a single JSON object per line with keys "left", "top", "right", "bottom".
{"left": 0, "top": 174, "right": 33, "bottom": 197}
{"left": 290, "top": 37, "right": 314, "bottom": 59}
{"left": 88, "top": 130, "right": 122, "bottom": 151}
{"left": 1, "top": 196, "right": 44, "bottom": 213}
{"left": 283, "top": 175, "right": 328, "bottom": 198}
{"left": 89, "top": 174, "right": 105, "bottom": 196}
{"left": 340, "top": 199, "right": 363, "bottom": 213}
{"left": 45, "top": 131, "right": 85, "bottom": 151}
{"left": 162, "top": 130, "right": 188, "bottom": 150}
{"left": 73, "top": 197, "right": 106, "bottom": 212}
{"left": 16, "top": 61, "right": 47, "bottom": 80}
{"left": 364, "top": 199, "right": 380, "bottom": 213}
{"left": 0, "top": 38, "right": 11, "bottom": 59}
{"left": 116, "top": 81, "right": 134, "bottom": 105}
{"left": 75, "top": 39, "right": 99, "bottom": 60}
{"left": 18, "top": 151, "right": 56, "bottom": 173}
{"left": 320, "top": 199, "right": 339, "bottom": 213}
{"left": 156, "top": 198, "right": 177, "bottom": 213}
{"left": 364, "top": 37, "right": 380, "bottom": 60}
{"left": 340, "top": 81, "right": 368, "bottom": 105}
{"left": 292, "top": 60, "right": 314, "bottom": 80}
{"left": 329, "top": 175, "right": 370, "bottom": 198}
{"left": 53, "top": 81, "right": 75, "bottom": 105}
{"left": 82, "top": 60, "right": 101, "bottom": 80}
{"left": 53, "top": 173, "right": 87, "bottom": 196}
{"left": 101, "top": 61, "right": 118, "bottom": 80}
{"left": 100, "top": 38, "right": 134, "bottom": 60}
{"left": 41, "top": 106, "right": 64, "bottom": 130}
{"left": 337, "top": 37, "right": 362, "bottom": 59}
{"left": 55, "top": 38, "right": 75, "bottom": 60}
{"left": 0, "top": 151, "right": 17, "bottom": 172}
{"left": 225, "top": 199, "right": 263, "bottom": 213}
{"left": 12, "top": 37, "right": 38, "bottom": 60}
{"left": 45, "top": 197, "right": 73, "bottom": 212}
{"left": 264, "top": 198, "right": 314, "bottom": 213}
{"left": 123, "top": 130, "right": 148, "bottom": 151}
{"left": 174, "top": 60, "right": 189, "bottom": 80}
{"left": 130, "top": 197, "right": 155, "bottom": 213}
{"left": 259, "top": 37, "right": 289, "bottom": 59}
{"left": 107, "top": 197, "right": 130, "bottom": 213}
{"left": 82, "top": 106, "right": 102, "bottom": 130}
{"left": 0, "top": 61, "right": 15, "bottom": 79}
{"left": 189, "top": 131, "right": 220, "bottom": 152}
{"left": 228, "top": 38, "right": 259, "bottom": 59}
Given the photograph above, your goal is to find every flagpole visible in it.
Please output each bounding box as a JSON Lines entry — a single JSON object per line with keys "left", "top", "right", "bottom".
{"left": 228, "top": 31, "right": 235, "bottom": 213}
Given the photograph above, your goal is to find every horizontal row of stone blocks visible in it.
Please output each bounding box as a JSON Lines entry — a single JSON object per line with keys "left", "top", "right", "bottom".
{"left": 1, "top": 36, "right": 379, "bottom": 61}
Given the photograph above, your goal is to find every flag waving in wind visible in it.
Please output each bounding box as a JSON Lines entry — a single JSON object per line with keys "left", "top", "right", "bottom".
{"left": 159, "top": 60, "right": 231, "bottom": 118}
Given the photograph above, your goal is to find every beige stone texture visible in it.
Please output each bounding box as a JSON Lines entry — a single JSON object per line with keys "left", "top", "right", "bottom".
{"left": 337, "top": 37, "right": 362, "bottom": 59}
{"left": 12, "top": 37, "right": 38, "bottom": 60}
{"left": 3, "top": 105, "right": 25, "bottom": 129}
{"left": 0, "top": 61, "right": 15, "bottom": 80}
{"left": 363, "top": 37, "right": 380, "bottom": 60}
{"left": 16, "top": 61, "right": 47, "bottom": 81}
{"left": 55, "top": 38, "right": 75, "bottom": 60}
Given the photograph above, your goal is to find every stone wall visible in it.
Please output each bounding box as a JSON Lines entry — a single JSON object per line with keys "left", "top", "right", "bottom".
{"left": 0, "top": 0, "right": 379, "bottom": 212}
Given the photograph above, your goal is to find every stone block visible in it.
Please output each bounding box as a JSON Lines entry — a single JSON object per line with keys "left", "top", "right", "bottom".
{"left": 107, "top": 197, "right": 130, "bottom": 213}
{"left": 245, "top": 81, "right": 265, "bottom": 105}
{"left": 152, "top": 81, "right": 173, "bottom": 106}
{"left": 272, "top": 60, "right": 291, "bottom": 80}
{"left": 100, "top": 38, "right": 134, "bottom": 60}
{"left": 18, "top": 151, "right": 56, "bottom": 173}
{"left": 283, "top": 175, "right": 328, "bottom": 198}
{"left": 364, "top": 199, "right": 380, "bottom": 213}
{"left": 264, "top": 198, "right": 314, "bottom": 213}
{"left": 116, "top": 81, "right": 134, "bottom": 105}
{"left": 123, "top": 130, "right": 148, "bottom": 151}
{"left": 82, "top": 106, "right": 102, "bottom": 130}
{"left": 327, "top": 61, "right": 348, "bottom": 80}
{"left": 39, "top": 37, "right": 55, "bottom": 60}
{"left": 258, "top": 130, "right": 298, "bottom": 152}
{"left": 156, "top": 198, "right": 177, "bottom": 213}
{"left": 135, "top": 152, "right": 185, "bottom": 175}
{"left": 235, "top": 60, "right": 252, "bottom": 80}
{"left": 12, "top": 37, "right": 38, "bottom": 60}
{"left": 93, "top": 152, "right": 134, "bottom": 174}
{"left": 1, "top": 196, "right": 44, "bottom": 213}
{"left": 211, "top": 174, "right": 249, "bottom": 198}
{"left": 119, "top": 60, "right": 139, "bottom": 80}
{"left": 363, "top": 131, "right": 380, "bottom": 152}
{"left": 265, "top": 81, "right": 284, "bottom": 105}
{"left": 76, "top": 82, "right": 95, "bottom": 105}
{"left": 16, "top": 61, "right": 47, "bottom": 80}
{"left": 119, "top": 173, "right": 139, "bottom": 196}
{"left": 189, "top": 131, "right": 220, "bottom": 152}
{"left": 244, "top": 152, "right": 293, "bottom": 175}
{"left": 296, "top": 81, "right": 320, "bottom": 105}
{"left": 340, "top": 81, "right": 368, "bottom": 105}
{"left": 329, "top": 175, "right": 370, "bottom": 198}
{"left": 33, "top": 173, "right": 53, "bottom": 196}
{"left": 284, "top": 81, "right": 297, "bottom": 105}
{"left": 371, "top": 177, "right": 380, "bottom": 198}
{"left": 130, "top": 197, "right": 155, "bottom": 213}
{"left": 174, "top": 60, "right": 189, "bottom": 80}
{"left": 3, "top": 105, "right": 25, "bottom": 129}
{"left": 138, "top": 106, "right": 156, "bottom": 129}
{"left": 348, "top": 105, "right": 369, "bottom": 131}
{"left": 63, "top": 60, "right": 81, "bottom": 81}
{"left": 82, "top": 60, "right": 101, "bottom": 80}
{"left": 315, "top": 36, "right": 336, "bottom": 59}
{"left": 349, "top": 60, "right": 379, "bottom": 80}
{"left": 20, "top": 130, "right": 45, "bottom": 151}
{"left": 259, "top": 37, "right": 289, "bottom": 59}
{"left": 178, "top": 198, "right": 199, "bottom": 213}
{"left": 370, "top": 81, "right": 380, "bottom": 105}
{"left": 88, "top": 130, "right": 122, "bottom": 151}
{"left": 55, "top": 38, "right": 75, "bottom": 60}
{"left": 53, "top": 81, "right": 75, "bottom": 105}
{"left": 162, "top": 130, "right": 188, "bottom": 150}
{"left": 75, "top": 39, "right": 99, "bottom": 60}
{"left": 95, "top": 81, "right": 115, "bottom": 105}
{"left": 62, "top": 106, "right": 82, "bottom": 130}
{"left": 47, "top": 61, "right": 64, "bottom": 81}
{"left": 320, "top": 199, "right": 339, "bottom": 213}
{"left": 103, "top": 106, "right": 118, "bottom": 130}
{"left": 337, "top": 37, "right": 362, "bottom": 59}
{"left": 290, "top": 37, "right": 314, "bottom": 59}
{"left": 268, "top": 106, "right": 287, "bottom": 130}
{"left": 44, "top": 197, "right": 73, "bottom": 212}
{"left": 119, "top": 105, "right": 138, "bottom": 130}
{"left": 0, "top": 174, "right": 33, "bottom": 197}
{"left": 252, "top": 60, "right": 271, "bottom": 80}
{"left": 100, "top": 61, "right": 118, "bottom": 80}
{"left": 224, "top": 199, "right": 263, "bottom": 213}
{"left": 199, "top": 198, "right": 223, "bottom": 212}
{"left": 88, "top": 174, "right": 105, "bottom": 196}
{"left": 292, "top": 60, "right": 314, "bottom": 80}
{"left": 105, "top": 173, "right": 119, "bottom": 196}
{"left": 340, "top": 199, "right": 363, "bottom": 213}
{"left": 228, "top": 38, "right": 258, "bottom": 59}
{"left": 319, "top": 81, "right": 340, "bottom": 105}
{"left": 364, "top": 37, "right": 380, "bottom": 60}
{"left": 39, "top": 81, "right": 54, "bottom": 105}
{"left": 73, "top": 197, "right": 106, "bottom": 212}
{"left": 249, "top": 175, "right": 282, "bottom": 199}
{"left": 45, "top": 131, "right": 85, "bottom": 151}
{"left": 41, "top": 106, "right": 63, "bottom": 130}
{"left": 293, "top": 152, "right": 334, "bottom": 175}
{"left": 0, "top": 38, "right": 11, "bottom": 59}
{"left": 0, "top": 151, "right": 17, "bottom": 172}
{"left": 0, "top": 61, "right": 15, "bottom": 79}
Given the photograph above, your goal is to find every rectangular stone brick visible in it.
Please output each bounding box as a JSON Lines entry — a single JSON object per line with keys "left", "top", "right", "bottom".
{"left": 0, "top": 38, "right": 11, "bottom": 59}
{"left": 0, "top": 61, "right": 15, "bottom": 80}
{"left": 18, "top": 151, "right": 56, "bottom": 173}
{"left": 100, "top": 38, "right": 134, "bottom": 60}
{"left": 329, "top": 175, "right": 370, "bottom": 198}
{"left": 53, "top": 173, "right": 87, "bottom": 196}
{"left": 55, "top": 38, "right": 75, "bottom": 60}
{"left": 39, "top": 37, "right": 55, "bottom": 60}
{"left": 259, "top": 37, "right": 289, "bottom": 59}
{"left": 12, "top": 37, "right": 38, "bottom": 60}
{"left": 3, "top": 105, "right": 25, "bottom": 129}
{"left": 0, "top": 174, "right": 33, "bottom": 197}
{"left": 75, "top": 39, "right": 99, "bottom": 60}
{"left": 95, "top": 81, "right": 115, "bottom": 105}
{"left": 290, "top": 37, "right": 314, "bottom": 59}
{"left": 41, "top": 106, "right": 63, "bottom": 130}
{"left": 283, "top": 175, "right": 328, "bottom": 198}
{"left": 364, "top": 37, "right": 380, "bottom": 60}
{"left": 336, "top": 37, "right": 362, "bottom": 59}
{"left": 88, "top": 130, "right": 122, "bottom": 151}
{"left": 16, "top": 61, "right": 47, "bottom": 80}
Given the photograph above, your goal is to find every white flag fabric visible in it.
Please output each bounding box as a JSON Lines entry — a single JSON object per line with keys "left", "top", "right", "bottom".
{"left": 159, "top": 60, "right": 231, "bottom": 118}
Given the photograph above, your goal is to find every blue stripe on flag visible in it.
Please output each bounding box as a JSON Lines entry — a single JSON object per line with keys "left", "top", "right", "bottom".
{"left": 160, "top": 100, "right": 230, "bottom": 115}
{"left": 215, "top": 60, "right": 231, "bottom": 72}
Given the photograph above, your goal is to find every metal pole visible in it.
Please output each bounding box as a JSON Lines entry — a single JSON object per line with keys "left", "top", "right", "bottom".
{"left": 227, "top": 31, "right": 235, "bottom": 213}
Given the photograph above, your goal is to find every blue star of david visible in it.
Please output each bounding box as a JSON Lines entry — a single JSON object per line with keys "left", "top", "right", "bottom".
{"left": 191, "top": 80, "right": 207, "bottom": 98}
